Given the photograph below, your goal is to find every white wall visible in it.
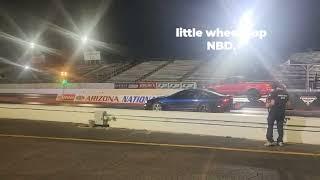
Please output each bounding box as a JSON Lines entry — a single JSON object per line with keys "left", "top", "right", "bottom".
{"left": 0, "top": 83, "right": 114, "bottom": 90}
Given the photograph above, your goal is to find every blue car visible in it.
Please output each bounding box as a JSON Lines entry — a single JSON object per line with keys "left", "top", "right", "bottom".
{"left": 144, "top": 89, "right": 233, "bottom": 112}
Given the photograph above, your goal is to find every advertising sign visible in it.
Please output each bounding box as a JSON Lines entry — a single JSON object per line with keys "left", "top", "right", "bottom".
{"left": 56, "top": 94, "right": 76, "bottom": 101}
{"left": 115, "top": 82, "right": 156, "bottom": 89}
{"left": 300, "top": 96, "right": 317, "bottom": 106}
{"left": 156, "top": 82, "right": 196, "bottom": 89}
{"left": 71, "top": 94, "right": 157, "bottom": 104}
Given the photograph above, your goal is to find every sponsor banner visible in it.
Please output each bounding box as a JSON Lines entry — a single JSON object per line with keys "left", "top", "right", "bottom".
{"left": 121, "top": 95, "right": 157, "bottom": 104}
{"left": 286, "top": 90, "right": 320, "bottom": 110}
{"left": 168, "top": 82, "right": 181, "bottom": 89}
{"left": 73, "top": 95, "right": 157, "bottom": 104}
{"left": 75, "top": 95, "right": 121, "bottom": 103}
{"left": 114, "top": 83, "right": 129, "bottom": 89}
{"left": 115, "top": 82, "right": 195, "bottom": 89}
{"left": 156, "top": 82, "right": 197, "bottom": 89}
{"left": 115, "top": 82, "right": 156, "bottom": 89}
{"left": 181, "top": 82, "right": 197, "bottom": 89}
{"left": 128, "top": 83, "right": 139, "bottom": 89}
{"left": 55, "top": 89, "right": 180, "bottom": 104}
{"left": 56, "top": 94, "right": 76, "bottom": 101}
{"left": 156, "top": 82, "right": 169, "bottom": 89}
{"left": 300, "top": 96, "right": 317, "bottom": 106}
{"left": 138, "top": 82, "right": 156, "bottom": 89}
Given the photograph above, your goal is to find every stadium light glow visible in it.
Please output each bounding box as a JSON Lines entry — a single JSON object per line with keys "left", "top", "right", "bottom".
{"left": 81, "top": 36, "right": 88, "bottom": 44}
{"left": 60, "top": 71, "right": 68, "bottom": 77}
{"left": 0, "top": 31, "right": 61, "bottom": 56}
{"left": 236, "top": 10, "right": 254, "bottom": 46}
{"left": 24, "top": 65, "right": 30, "bottom": 70}
{"left": 45, "top": 20, "right": 120, "bottom": 54}
{"left": 60, "top": 71, "right": 69, "bottom": 87}
{"left": 29, "top": 42, "right": 35, "bottom": 49}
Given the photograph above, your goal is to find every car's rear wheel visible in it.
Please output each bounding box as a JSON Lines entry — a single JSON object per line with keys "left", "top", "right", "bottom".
{"left": 152, "top": 103, "right": 162, "bottom": 111}
{"left": 247, "top": 89, "right": 261, "bottom": 102}
{"left": 198, "top": 103, "right": 210, "bottom": 112}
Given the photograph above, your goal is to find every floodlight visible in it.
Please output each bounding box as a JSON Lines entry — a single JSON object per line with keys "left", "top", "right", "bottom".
{"left": 60, "top": 71, "right": 68, "bottom": 77}
{"left": 236, "top": 11, "right": 254, "bottom": 45}
{"left": 30, "top": 42, "right": 35, "bottom": 49}
{"left": 81, "top": 36, "right": 88, "bottom": 44}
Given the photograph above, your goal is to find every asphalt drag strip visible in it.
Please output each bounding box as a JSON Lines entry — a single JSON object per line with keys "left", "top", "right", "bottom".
{"left": 0, "top": 118, "right": 319, "bottom": 180}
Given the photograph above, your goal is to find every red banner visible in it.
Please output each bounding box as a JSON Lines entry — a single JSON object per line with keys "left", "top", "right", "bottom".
{"left": 56, "top": 94, "right": 76, "bottom": 101}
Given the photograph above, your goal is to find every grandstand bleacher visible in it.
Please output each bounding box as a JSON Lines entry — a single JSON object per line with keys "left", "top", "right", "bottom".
{"left": 2, "top": 51, "right": 320, "bottom": 91}
{"left": 110, "top": 60, "right": 169, "bottom": 82}
{"left": 274, "top": 51, "right": 320, "bottom": 89}
{"left": 144, "top": 60, "right": 199, "bottom": 81}
{"left": 73, "top": 63, "right": 133, "bottom": 82}
{"left": 186, "top": 61, "right": 226, "bottom": 83}
{"left": 276, "top": 64, "right": 320, "bottom": 89}
{"left": 275, "top": 65, "right": 306, "bottom": 89}
{"left": 74, "top": 64, "right": 101, "bottom": 76}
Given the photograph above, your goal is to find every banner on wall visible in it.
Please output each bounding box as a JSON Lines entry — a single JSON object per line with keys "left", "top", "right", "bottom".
{"left": 156, "top": 82, "right": 197, "bottom": 89}
{"left": 115, "top": 82, "right": 196, "bottom": 89}
{"left": 288, "top": 91, "right": 320, "bottom": 110}
{"left": 114, "top": 82, "right": 156, "bottom": 89}
{"left": 57, "top": 94, "right": 158, "bottom": 104}
{"left": 56, "top": 94, "right": 76, "bottom": 101}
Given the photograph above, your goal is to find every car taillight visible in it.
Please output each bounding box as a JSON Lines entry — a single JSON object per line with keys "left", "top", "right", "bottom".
{"left": 222, "top": 98, "right": 229, "bottom": 103}
{"left": 221, "top": 97, "right": 232, "bottom": 105}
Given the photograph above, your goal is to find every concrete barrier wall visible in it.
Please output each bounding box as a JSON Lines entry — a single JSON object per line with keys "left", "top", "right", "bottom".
{"left": 0, "top": 83, "right": 115, "bottom": 89}
{"left": 0, "top": 88, "right": 181, "bottom": 96}
{"left": 0, "top": 104, "right": 93, "bottom": 124}
{"left": 0, "top": 103, "right": 319, "bottom": 145}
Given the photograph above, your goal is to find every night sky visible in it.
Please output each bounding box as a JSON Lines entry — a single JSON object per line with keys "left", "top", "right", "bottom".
{"left": 1, "top": 0, "right": 320, "bottom": 63}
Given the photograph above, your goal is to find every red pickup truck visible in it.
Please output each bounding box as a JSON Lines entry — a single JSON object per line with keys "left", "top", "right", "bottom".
{"left": 206, "top": 77, "right": 273, "bottom": 102}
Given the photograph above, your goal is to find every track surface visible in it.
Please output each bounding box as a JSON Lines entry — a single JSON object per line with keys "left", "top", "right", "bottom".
{"left": 0, "top": 119, "right": 319, "bottom": 180}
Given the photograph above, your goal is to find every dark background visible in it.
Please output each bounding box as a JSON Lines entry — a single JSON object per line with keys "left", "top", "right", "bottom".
{"left": 1, "top": 0, "right": 320, "bottom": 64}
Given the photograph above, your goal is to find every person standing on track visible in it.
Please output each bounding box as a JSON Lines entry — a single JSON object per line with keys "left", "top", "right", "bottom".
{"left": 265, "top": 82, "right": 289, "bottom": 147}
